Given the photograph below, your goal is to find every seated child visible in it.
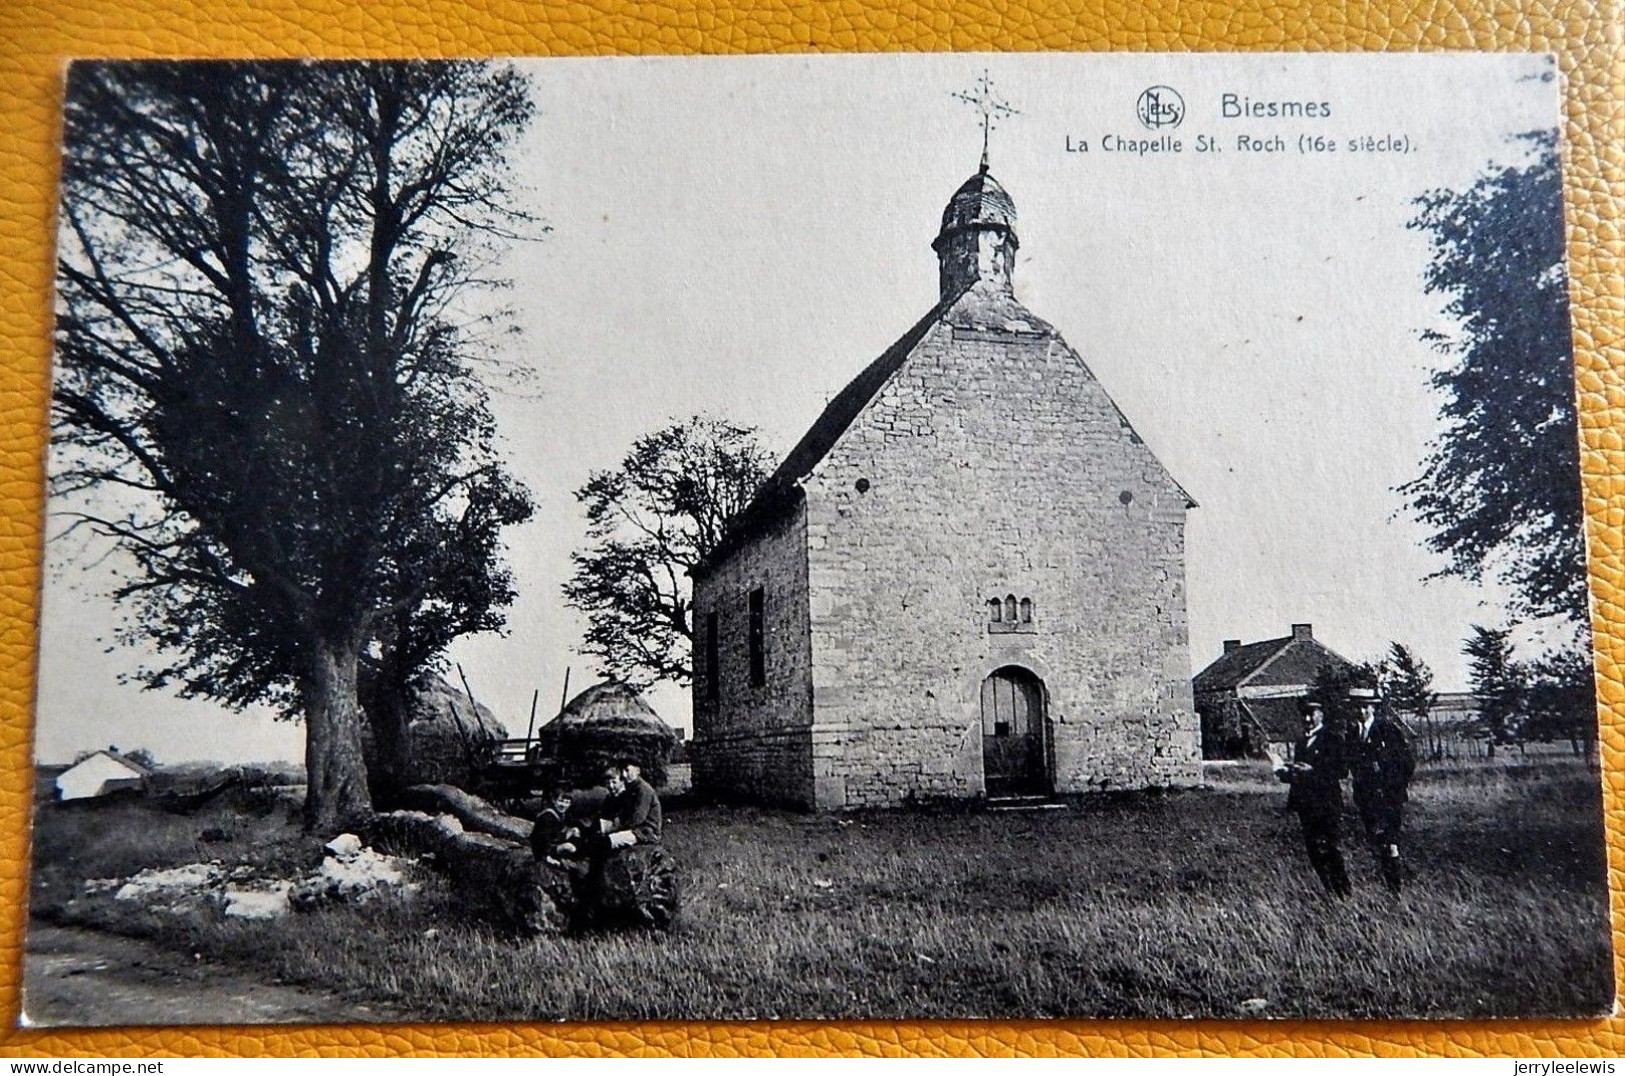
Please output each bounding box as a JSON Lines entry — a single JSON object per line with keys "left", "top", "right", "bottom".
{"left": 529, "top": 787, "right": 590, "bottom": 877}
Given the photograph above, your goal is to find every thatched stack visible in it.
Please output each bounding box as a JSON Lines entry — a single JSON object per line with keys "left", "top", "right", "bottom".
{"left": 394, "top": 676, "right": 509, "bottom": 788}
{"left": 533, "top": 682, "right": 680, "bottom": 787}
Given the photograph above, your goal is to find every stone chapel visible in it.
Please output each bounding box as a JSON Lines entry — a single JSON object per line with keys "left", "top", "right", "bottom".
{"left": 690, "top": 163, "right": 1201, "bottom": 809}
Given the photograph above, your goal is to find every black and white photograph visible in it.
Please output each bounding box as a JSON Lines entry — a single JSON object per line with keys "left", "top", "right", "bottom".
{"left": 25, "top": 53, "right": 1611, "bottom": 1024}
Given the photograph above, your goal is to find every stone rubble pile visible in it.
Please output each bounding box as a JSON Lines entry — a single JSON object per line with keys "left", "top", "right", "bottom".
{"left": 81, "top": 833, "right": 419, "bottom": 920}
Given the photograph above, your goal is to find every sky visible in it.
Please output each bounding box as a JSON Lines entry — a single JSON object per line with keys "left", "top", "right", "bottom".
{"left": 34, "top": 52, "right": 1571, "bottom": 765}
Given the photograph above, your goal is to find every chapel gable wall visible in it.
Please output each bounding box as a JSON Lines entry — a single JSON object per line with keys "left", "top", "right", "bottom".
{"left": 802, "top": 305, "right": 1200, "bottom": 809}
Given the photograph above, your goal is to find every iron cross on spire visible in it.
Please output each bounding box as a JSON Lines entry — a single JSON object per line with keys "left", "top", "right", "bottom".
{"left": 951, "top": 70, "right": 1019, "bottom": 172}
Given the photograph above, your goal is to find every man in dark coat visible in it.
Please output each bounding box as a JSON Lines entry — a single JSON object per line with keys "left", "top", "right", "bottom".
{"left": 1276, "top": 698, "right": 1352, "bottom": 899}
{"left": 1347, "top": 687, "right": 1416, "bottom": 893}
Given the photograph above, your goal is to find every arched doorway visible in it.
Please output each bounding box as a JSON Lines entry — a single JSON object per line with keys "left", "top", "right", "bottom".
{"left": 980, "top": 665, "right": 1050, "bottom": 798}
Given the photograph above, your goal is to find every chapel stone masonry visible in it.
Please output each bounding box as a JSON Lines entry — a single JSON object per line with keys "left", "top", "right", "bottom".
{"left": 691, "top": 164, "right": 1202, "bottom": 809}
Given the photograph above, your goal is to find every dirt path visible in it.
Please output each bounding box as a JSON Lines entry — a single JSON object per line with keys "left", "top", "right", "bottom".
{"left": 23, "top": 921, "right": 395, "bottom": 1028}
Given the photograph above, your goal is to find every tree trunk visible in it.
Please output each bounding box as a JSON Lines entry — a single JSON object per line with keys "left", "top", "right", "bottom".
{"left": 360, "top": 663, "right": 414, "bottom": 799}
{"left": 302, "top": 639, "right": 374, "bottom": 832}
{"left": 400, "top": 783, "right": 534, "bottom": 844}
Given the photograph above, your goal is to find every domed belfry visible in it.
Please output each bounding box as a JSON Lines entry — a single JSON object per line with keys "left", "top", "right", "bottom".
{"left": 934, "top": 164, "right": 1019, "bottom": 299}
{"left": 690, "top": 161, "right": 1201, "bottom": 810}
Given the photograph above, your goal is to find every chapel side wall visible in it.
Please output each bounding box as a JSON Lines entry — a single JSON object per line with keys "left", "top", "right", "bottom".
{"left": 690, "top": 500, "right": 814, "bottom": 808}
{"left": 804, "top": 314, "right": 1200, "bottom": 809}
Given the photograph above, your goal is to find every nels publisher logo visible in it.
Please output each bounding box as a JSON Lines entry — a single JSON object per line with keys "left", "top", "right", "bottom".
{"left": 1136, "top": 85, "right": 1185, "bottom": 130}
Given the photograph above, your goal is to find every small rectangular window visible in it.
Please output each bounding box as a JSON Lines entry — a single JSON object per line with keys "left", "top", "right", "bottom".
{"left": 704, "top": 611, "right": 719, "bottom": 703}
{"left": 748, "top": 587, "right": 766, "bottom": 687}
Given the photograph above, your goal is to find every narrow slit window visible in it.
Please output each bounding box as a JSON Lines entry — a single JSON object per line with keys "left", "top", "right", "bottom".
{"left": 705, "top": 611, "right": 719, "bottom": 703}
{"left": 988, "top": 593, "right": 1037, "bottom": 633}
{"left": 748, "top": 587, "right": 766, "bottom": 687}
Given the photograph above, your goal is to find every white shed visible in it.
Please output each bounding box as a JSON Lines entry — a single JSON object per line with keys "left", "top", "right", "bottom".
{"left": 55, "top": 751, "right": 150, "bottom": 801}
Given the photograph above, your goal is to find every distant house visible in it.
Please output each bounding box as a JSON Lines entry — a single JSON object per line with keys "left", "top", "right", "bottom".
{"left": 1192, "top": 624, "right": 1356, "bottom": 760}
{"left": 54, "top": 750, "right": 151, "bottom": 801}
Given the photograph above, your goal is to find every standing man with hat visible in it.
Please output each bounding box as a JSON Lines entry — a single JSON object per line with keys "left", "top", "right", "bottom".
{"left": 1348, "top": 685, "right": 1416, "bottom": 893}
{"left": 1276, "top": 697, "right": 1352, "bottom": 899}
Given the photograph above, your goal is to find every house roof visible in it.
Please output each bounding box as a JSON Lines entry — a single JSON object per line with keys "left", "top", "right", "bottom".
{"left": 1193, "top": 634, "right": 1355, "bottom": 694}
{"left": 63, "top": 750, "right": 151, "bottom": 779}
{"left": 1192, "top": 638, "right": 1288, "bottom": 694}
{"left": 1248, "top": 637, "right": 1353, "bottom": 687}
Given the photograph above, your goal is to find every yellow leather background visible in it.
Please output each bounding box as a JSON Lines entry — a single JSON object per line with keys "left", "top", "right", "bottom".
{"left": 0, "top": 0, "right": 1620, "bottom": 1058}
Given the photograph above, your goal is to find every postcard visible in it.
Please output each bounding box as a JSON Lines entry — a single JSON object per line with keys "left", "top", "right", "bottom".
{"left": 27, "top": 53, "right": 1608, "bottom": 1024}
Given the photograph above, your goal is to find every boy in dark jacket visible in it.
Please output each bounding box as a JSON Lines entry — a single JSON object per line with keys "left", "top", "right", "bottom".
{"left": 529, "top": 787, "right": 591, "bottom": 877}
{"left": 596, "top": 759, "right": 663, "bottom": 848}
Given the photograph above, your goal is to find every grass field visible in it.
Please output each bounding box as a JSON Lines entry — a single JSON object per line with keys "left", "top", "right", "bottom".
{"left": 28, "top": 756, "right": 1614, "bottom": 1021}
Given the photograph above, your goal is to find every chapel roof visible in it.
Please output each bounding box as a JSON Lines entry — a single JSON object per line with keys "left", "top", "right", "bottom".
{"left": 693, "top": 166, "right": 1191, "bottom": 575}
{"left": 769, "top": 296, "right": 959, "bottom": 489}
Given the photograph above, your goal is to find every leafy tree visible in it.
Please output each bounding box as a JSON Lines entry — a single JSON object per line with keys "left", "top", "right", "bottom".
{"left": 1523, "top": 645, "right": 1596, "bottom": 757}
{"left": 1378, "top": 642, "right": 1440, "bottom": 760}
{"left": 52, "top": 61, "right": 536, "bottom": 828}
{"left": 360, "top": 472, "right": 531, "bottom": 794}
{"left": 564, "top": 416, "right": 772, "bottom": 688}
{"left": 1464, "top": 625, "right": 1526, "bottom": 751}
{"left": 1307, "top": 661, "right": 1380, "bottom": 743}
{"left": 1401, "top": 130, "right": 1586, "bottom": 622}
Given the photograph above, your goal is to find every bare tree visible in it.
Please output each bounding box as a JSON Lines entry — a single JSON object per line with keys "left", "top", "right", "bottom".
{"left": 53, "top": 61, "right": 536, "bottom": 828}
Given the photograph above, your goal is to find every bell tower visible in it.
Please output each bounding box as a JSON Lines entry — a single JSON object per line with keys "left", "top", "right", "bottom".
{"left": 937, "top": 71, "right": 1020, "bottom": 301}
{"left": 932, "top": 165, "right": 1018, "bottom": 300}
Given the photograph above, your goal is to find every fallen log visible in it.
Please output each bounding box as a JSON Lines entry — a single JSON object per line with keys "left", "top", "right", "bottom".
{"left": 593, "top": 845, "right": 681, "bottom": 932}
{"left": 366, "top": 810, "right": 568, "bottom": 936}
{"left": 152, "top": 776, "right": 241, "bottom": 815}
{"left": 399, "top": 783, "right": 534, "bottom": 844}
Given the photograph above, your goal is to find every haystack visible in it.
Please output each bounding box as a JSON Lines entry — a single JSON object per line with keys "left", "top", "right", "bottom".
{"left": 364, "top": 675, "right": 508, "bottom": 789}
{"left": 533, "top": 682, "right": 679, "bottom": 788}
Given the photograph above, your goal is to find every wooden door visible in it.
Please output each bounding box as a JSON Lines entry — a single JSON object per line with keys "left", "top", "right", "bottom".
{"left": 981, "top": 667, "right": 1049, "bottom": 798}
